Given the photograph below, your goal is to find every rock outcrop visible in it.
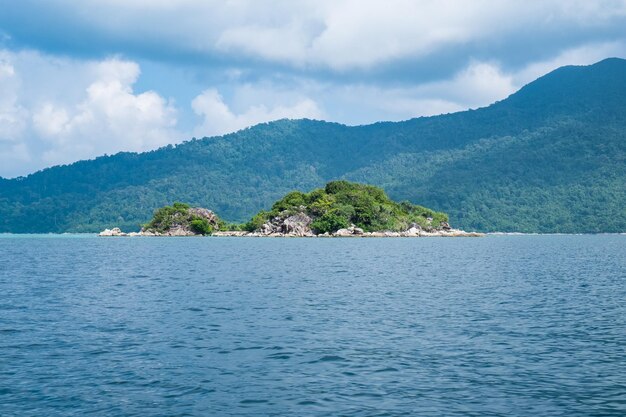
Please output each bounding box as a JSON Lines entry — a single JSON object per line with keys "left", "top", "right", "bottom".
{"left": 187, "top": 208, "right": 220, "bottom": 225}
{"left": 258, "top": 211, "right": 314, "bottom": 237}
{"left": 98, "top": 227, "right": 127, "bottom": 237}
{"left": 333, "top": 225, "right": 364, "bottom": 236}
{"left": 141, "top": 203, "right": 222, "bottom": 236}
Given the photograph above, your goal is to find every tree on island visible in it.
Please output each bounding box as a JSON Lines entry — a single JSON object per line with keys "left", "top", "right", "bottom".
{"left": 244, "top": 180, "right": 448, "bottom": 234}
{"left": 138, "top": 181, "right": 450, "bottom": 236}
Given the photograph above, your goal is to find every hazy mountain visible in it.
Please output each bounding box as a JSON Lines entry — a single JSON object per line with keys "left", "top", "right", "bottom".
{"left": 1, "top": 58, "right": 625, "bottom": 233}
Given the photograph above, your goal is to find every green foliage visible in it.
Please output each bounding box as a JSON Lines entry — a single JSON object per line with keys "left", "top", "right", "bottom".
{"left": 309, "top": 193, "right": 336, "bottom": 216}
{"left": 271, "top": 191, "right": 307, "bottom": 213}
{"left": 1, "top": 59, "right": 625, "bottom": 233}
{"left": 243, "top": 210, "right": 271, "bottom": 232}
{"left": 259, "top": 180, "right": 448, "bottom": 233}
{"left": 310, "top": 212, "right": 349, "bottom": 234}
{"left": 143, "top": 202, "right": 192, "bottom": 232}
{"left": 221, "top": 222, "right": 245, "bottom": 231}
{"left": 190, "top": 218, "right": 213, "bottom": 235}
{"left": 143, "top": 202, "right": 218, "bottom": 235}
{"left": 172, "top": 202, "right": 190, "bottom": 210}
{"left": 324, "top": 180, "right": 353, "bottom": 195}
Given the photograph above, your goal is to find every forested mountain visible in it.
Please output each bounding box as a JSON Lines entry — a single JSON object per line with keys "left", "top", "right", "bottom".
{"left": 1, "top": 58, "right": 625, "bottom": 233}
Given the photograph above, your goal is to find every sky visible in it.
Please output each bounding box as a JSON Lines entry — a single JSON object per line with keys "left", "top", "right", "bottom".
{"left": 0, "top": 0, "right": 625, "bottom": 177}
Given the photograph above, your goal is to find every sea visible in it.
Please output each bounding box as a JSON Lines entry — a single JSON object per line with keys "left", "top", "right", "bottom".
{"left": 0, "top": 234, "right": 624, "bottom": 416}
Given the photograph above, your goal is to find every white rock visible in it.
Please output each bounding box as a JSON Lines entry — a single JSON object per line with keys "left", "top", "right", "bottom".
{"left": 98, "top": 227, "right": 127, "bottom": 237}
{"left": 333, "top": 228, "right": 353, "bottom": 236}
{"left": 405, "top": 227, "right": 421, "bottom": 236}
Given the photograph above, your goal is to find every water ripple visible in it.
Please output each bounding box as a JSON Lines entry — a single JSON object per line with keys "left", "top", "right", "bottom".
{"left": 0, "top": 234, "right": 625, "bottom": 416}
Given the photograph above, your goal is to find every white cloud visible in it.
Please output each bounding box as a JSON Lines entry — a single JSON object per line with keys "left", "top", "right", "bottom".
{"left": 191, "top": 88, "right": 324, "bottom": 137}
{"left": 23, "top": 0, "right": 625, "bottom": 70}
{"left": 306, "top": 0, "right": 505, "bottom": 69}
{"left": 0, "top": 142, "right": 31, "bottom": 179}
{"left": 31, "top": 58, "right": 179, "bottom": 166}
{"left": 311, "top": 61, "right": 515, "bottom": 123}
{"left": 33, "top": 104, "right": 69, "bottom": 138}
{"left": 514, "top": 40, "right": 626, "bottom": 85}
{"left": 0, "top": 49, "right": 331, "bottom": 176}
{"left": 216, "top": 22, "right": 313, "bottom": 66}
{"left": 417, "top": 61, "right": 517, "bottom": 108}
{"left": 0, "top": 52, "right": 181, "bottom": 176}
{"left": 0, "top": 57, "right": 28, "bottom": 142}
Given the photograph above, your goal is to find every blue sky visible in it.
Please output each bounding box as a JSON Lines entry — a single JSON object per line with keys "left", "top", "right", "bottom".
{"left": 0, "top": 0, "right": 625, "bottom": 177}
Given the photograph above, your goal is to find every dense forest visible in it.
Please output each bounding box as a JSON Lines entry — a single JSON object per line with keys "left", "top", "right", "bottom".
{"left": 0, "top": 58, "right": 625, "bottom": 233}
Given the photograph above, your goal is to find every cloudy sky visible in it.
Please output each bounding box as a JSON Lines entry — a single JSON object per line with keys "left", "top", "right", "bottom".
{"left": 1, "top": 0, "right": 625, "bottom": 177}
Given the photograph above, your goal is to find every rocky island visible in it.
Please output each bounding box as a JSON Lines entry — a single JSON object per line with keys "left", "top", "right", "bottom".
{"left": 99, "top": 181, "right": 482, "bottom": 237}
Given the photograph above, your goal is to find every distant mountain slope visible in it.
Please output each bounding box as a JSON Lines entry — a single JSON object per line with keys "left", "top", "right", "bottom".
{"left": 1, "top": 58, "right": 625, "bottom": 233}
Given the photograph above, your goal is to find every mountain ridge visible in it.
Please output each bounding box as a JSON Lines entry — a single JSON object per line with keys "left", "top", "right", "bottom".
{"left": 5, "top": 57, "right": 623, "bottom": 181}
{"left": 1, "top": 58, "right": 625, "bottom": 233}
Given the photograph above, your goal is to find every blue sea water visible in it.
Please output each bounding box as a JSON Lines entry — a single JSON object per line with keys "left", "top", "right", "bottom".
{"left": 0, "top": 234, "right": 625, "bottom": 416}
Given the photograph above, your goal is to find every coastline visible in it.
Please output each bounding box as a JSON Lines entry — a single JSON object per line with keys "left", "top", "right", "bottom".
{"left": 211, "top": 230, "right": 484, "bottom": 238}
{"left": 1, "top": 232, "right": 624, "bottom": 238}
{"left": 97, "top": 226, "right": 484, "bottom": 238}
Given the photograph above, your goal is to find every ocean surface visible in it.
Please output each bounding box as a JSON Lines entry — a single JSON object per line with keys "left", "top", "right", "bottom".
{"left": 0, "top": 234, "right": 625, "bottom": 416}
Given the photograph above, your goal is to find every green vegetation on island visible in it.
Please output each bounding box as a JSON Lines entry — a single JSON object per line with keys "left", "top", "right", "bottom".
{"left": 129, "top": 181, "right": 452, "bottom": 237}
{"left": 244, "top": 180, "right": 448, "bottom": 234}
{"left": 142, "top": 202, "right": 224, "bottom": 236}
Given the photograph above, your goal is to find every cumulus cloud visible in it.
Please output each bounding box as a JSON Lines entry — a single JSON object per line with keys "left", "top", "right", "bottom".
{"left": 32, "top": 59, "right": 178, "bottom": 165}
{"left": 191, "top": 88, "right": 324, "bottom": 137}
{"left": 0, "top": 49, "right": 329, "bottom": 177}
{"left": 0, "top": 55, "right": 31, "bottom": 175}
{"left": 0, "top": 57, "right": 28, "bottom": 142}
{"left": 0, "top": 52, "right": 180, "bottom": 176}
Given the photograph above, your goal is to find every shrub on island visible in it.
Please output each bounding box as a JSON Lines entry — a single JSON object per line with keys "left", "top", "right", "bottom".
{"left": 243, "top": 180, "right": 449, "bottom": 234}
{"left": 142, "top": 202, "right": 222, "bottom": 236}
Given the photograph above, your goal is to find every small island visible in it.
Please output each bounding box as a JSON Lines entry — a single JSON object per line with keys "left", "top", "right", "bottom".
{"left": 99, "top": 181, "right": 482, "bottom": 237}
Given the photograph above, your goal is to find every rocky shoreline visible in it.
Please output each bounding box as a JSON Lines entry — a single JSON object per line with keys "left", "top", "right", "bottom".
{"left": 99, "top": 225, "right": 483, "bottom": 238}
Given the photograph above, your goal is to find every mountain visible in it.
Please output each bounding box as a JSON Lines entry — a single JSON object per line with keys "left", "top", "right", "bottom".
{"left": 1, "top": 58, "right": 625, "bottom": 233}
